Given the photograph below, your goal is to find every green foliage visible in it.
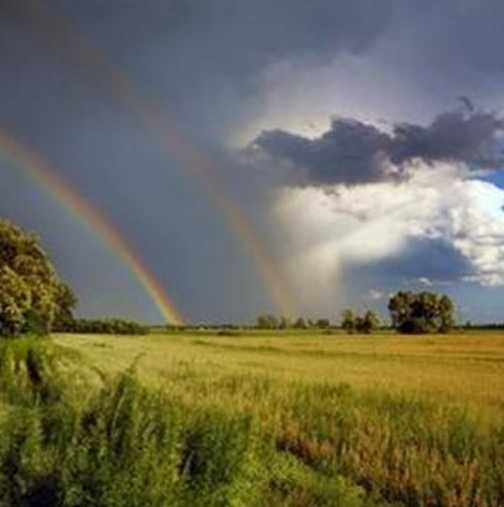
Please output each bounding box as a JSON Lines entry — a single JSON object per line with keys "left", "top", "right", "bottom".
{"left": 278, "top": 316, "right": 290, "bottom": 329}
{"left": 293, "top": 317, "right": 307, "bottom": 329}
{"left": 0, "top": 340, "right": 395, "bottom": 507}
{"left": 0, "top": 338, "right": 63, "bottom": 406}
{"left": 52, "top": 284, "right": 78, "bottom": 332}
{"left": 256, "top": 314, "right": 333, "bottom": 330}
{"left": 266, "top": 452, "right": 387, "bottom": 507}
{"left": 256, "top": 314, "right": 279, "bottom": 329}
{"left": 355, "top": 311, "right": 382, "bottom": 334}
{"left": 315, "top": 318, "right": 330, "bottom": 329}
{"left": 179, "top": 412, "right": 263, "bottom": 505}
{"left": 0, "top": 266, "right": 31, "bottom": 336}
{"left": 342, "top": 310, "right": 381, "bottom": 334}
{"left": 22, "top": 309, "right": 51, "bottom": 336}
{"left": 341, "top": 309, "right": 356, "bottom": 333}
{"left": 62, "top": 318, "right": 148, "bottom": 335}
{"left": 4, "top": 335, "right": 504, "bottom": 506}
{"left": 388, "top": 290, "right": 455, "bottom": 334}
{"left": 0, "top": 220, "right": 76, "bottom": 337}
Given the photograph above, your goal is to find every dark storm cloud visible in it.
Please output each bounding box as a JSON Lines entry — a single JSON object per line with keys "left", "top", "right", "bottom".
{"left": 49, "top": 0, "right": 397, "bottom": 139}
{"left": 253, "top": 109, "right": 504, "bottom": 186}
{"left": 253, "top": 119, "right": 391, "bottom": 185}
{"left": 390, "top": 111, "right": 504, "bottom": 168}
{"left": 0, "top": 0, "right": 399, "bottom": 321}
{"left": 2, "top": 1, "right": 504, "bottom": 320}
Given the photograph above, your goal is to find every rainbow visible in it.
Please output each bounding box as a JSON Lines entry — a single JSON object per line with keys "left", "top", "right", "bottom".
{"left": 0, "top": 131, "right": 185, "bottom": 326}
{"left": 27, "top": 0, "right": 297, "bottom": 318}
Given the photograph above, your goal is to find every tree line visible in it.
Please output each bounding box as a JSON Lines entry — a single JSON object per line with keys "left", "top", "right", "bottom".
{"left": 257, "top": 291, "right": 456, "bottom": 335}
{"left": 61, "top": 318, "right": 148, "bottom": 335}
{"left": 0, "top": 219, "right": 457, "bottom": 337}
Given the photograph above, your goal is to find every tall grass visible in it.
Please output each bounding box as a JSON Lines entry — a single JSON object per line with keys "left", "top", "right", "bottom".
{"left": 159, "top": 368, "right": 504, "bottom": 507}
{"left": 0, "top": 339, "right": 389, "bottom": 507}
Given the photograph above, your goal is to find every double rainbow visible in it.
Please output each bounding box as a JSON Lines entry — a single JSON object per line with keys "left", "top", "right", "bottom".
{"left": 8, "top": 0, "right": 297, "bottom": 319}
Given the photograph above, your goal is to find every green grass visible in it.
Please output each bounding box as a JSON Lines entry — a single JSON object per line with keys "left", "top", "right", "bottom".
{"left": 1, "top": 332, "right": 504, "bottom": 506}
{"left": 56, "top": 331, "right": 504, "bottom": 506}
{"left": 0, "top": 338, "right": 392, "bottom": 507}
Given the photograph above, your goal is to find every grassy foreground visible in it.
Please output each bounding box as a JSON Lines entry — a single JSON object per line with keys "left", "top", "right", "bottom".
{"left": 0, "top": 331, "right": 503, "bottom": 506}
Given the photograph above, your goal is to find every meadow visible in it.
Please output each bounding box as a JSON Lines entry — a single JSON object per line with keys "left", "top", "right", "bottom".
{"left": 56, "top": 330, "right": 504, "bottom": 420}
{"left": 0, "top": 330, "right": 503, "bottom": 506}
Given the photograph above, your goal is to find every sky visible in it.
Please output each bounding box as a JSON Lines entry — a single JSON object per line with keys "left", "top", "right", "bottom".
{"left": 1, "top": 1, "right": 504, "bottom": 324}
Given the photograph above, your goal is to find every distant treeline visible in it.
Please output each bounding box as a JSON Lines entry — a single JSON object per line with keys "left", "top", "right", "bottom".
{"left": 165, "top": 318, "right": 334, "bottom": 331}
{"left": 254, "top": 291, "right": 457, "bottom": 335}
{"left": 59, "top": 318, "right": 148, "bottom": 335}
{"left": 464, "top": 322, "right": 504, "bottom": 330}
{"left": 256, "top": 315, "right": 331, "bottom": 329}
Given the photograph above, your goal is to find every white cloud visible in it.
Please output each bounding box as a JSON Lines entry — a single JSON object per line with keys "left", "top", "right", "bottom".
{"left": 416, "top": 277, "right": 433, "bottom": 286}
{"left": 367, "top": 288, "right": 385, "bottom": 300}
{"left": 273, "top": 161, "right": 504, "bottom": 290}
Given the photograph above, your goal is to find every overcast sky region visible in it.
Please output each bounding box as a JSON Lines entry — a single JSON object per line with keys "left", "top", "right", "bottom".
{"left": 2, "top": 1, "right": 504, "bottom": 323}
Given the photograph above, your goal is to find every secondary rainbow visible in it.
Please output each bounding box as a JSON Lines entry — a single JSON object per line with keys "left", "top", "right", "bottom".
{"left": 28, "top": 0, "right": 297, "bottom": 318}
{"left": 0, "top": 131, "right": 185, "bottom": 326}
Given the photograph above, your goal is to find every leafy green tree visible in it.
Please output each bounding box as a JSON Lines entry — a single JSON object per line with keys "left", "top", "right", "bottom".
{"left": 355, "top": 310, "right": 381, "bottom": 334}
{"left": 341, "top": 309, "right": 356, "bottom": 334}
{"left": 438, "top": 294, "right": 455, "bottom": 333}
{"left": 52, "top": 283, "right": 78, "bottom": 331}
{"left": 0, "top": 220, "right": 75, "bottom": 336}
{"left": 256, "top": 314, "right": 279, "bottom": 329}
{"left": 293, "top": 317, "right": 307, "bottom": 329}
{"left": 388, "top": 291, "right": 455, "bottom": 334}
{"left": 0, "top": 266, "right": 32, "bottom": 336}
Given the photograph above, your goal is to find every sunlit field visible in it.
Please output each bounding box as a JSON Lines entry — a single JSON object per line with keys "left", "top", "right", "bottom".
{"left": 55, "top": 330, "right": 504, "bottom": 421}
{"left": 40, "top": 330, "right": 503, "bottom": 507}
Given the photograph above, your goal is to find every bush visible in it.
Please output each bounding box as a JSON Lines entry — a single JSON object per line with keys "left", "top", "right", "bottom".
{"left": 22, "top": 309, "right": 51, "bottom": 336}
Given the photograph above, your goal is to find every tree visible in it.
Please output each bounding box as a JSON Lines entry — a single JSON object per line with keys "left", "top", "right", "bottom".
{"left": 0, "top": 266, "right": 31, "bottom": 336}
{"left": 256, "top": 314, "right": 279, "bottom": 329}
{"left": 342, "top": 309, "right": 381, "bottom": 334}
{"left": 355, "top": 310, "right": 381, "bottom": 334}
{"left": 293, "top": 317, "right": 307, "bottom": 329}
{"left": 316, "top": 318, "right": 330, "bottom": 329}
{"left": 438, "top": 295, "right": 455, "bottom": 333}
{"left": 52, "top": 283, "right": 78, "bottom": 331}
{"left": 388, "top": 291, "right": 455, "bottom": 334}
{"left": 0, "top": 220, "right": 75, "bottom": 336}
{"left": 341, "top": 309, "right": 356, "bottom": 334}
{"left": 278, "top": 316, "right": 290, "bottom": 329}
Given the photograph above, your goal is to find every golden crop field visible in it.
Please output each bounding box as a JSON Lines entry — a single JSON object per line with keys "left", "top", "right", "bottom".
{"left": 54, "top": 330, "right": 504, "bottom": 421}
{"left": 48, "top": 330, "right": 504, "bottom": 506}
{"left": 0, "top": 331, "right": 503, "bottom": 506}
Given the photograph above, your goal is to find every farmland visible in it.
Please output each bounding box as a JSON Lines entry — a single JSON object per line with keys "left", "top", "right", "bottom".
{"left": 55, "top": 330, "right": 504, "bottom": 420}
{"left": 42, "top": 330, "right": 504, "bottom": 506}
